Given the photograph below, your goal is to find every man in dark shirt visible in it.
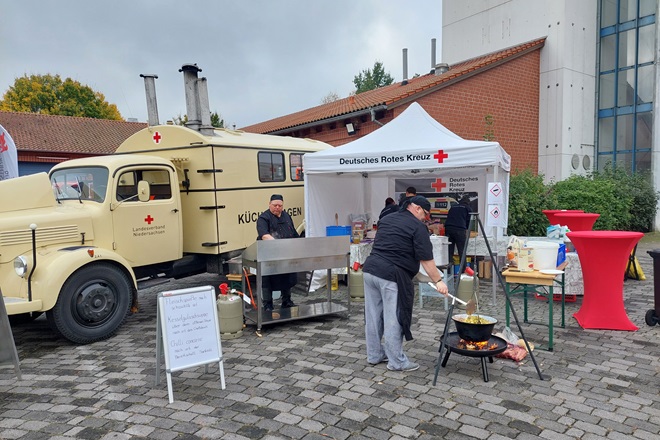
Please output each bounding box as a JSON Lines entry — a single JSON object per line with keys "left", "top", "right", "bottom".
{"left": 445, "top": 195, "right": 472, "bottom": 267}
{"left": 256, "top": 194, "right": 300, "bottom": 311}
{"left": 362, "top": 195, "right": 448, "bottom": 372}
{"left": 397, "top": 186, "right": 417, "bottom": 205}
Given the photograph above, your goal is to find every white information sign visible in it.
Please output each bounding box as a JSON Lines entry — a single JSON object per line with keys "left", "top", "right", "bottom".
{"left": 486, "top": 204, "right": 505, "bottom": 228}
{"left": 487, "top": 182, "right": 504, "bottom": 205}
{"left": 155, "top": 285, "right": 225, "bottom": 403}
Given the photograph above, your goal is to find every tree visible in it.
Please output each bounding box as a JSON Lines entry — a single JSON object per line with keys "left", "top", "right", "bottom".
{"left": 210, "top": 111, "right": 224, "bottom": 128}
{"left": 0, "top": 74, "right": 122, "bottom": 120}
{"left": 321, "top": 91, "right": 340, "bottom": 104}
{"left": 353, "top": 61, "right": 394, "bottom": 94}
{"left": 172, "top": 111, "right": 224, "bottom": 128}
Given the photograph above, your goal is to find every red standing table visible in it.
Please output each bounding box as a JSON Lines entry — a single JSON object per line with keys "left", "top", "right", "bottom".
{"left": 554, "top": 212, "right": 600, "bottom": 231}
{"left": 567, "top": 231, "right": 642, "bottom": 331}
{"left": 542, "top": 209, "right": 584, "bottom": 225}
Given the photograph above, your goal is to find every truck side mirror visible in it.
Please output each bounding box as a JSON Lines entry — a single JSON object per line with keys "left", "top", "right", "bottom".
{"left": 137, "top": 180, "right": 151, "bottom": 202}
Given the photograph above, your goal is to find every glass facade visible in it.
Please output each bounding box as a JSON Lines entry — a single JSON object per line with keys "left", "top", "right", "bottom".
{"left": 598, "top": 0, "right": 656, "bottom": 172}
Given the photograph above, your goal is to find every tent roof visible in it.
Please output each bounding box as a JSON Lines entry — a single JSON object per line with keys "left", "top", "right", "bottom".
{"left": 304, "top": 103, "right": 511, "bottom": 174}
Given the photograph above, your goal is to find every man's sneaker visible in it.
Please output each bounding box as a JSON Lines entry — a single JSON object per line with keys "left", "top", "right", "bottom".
{"left": 263, "top": 303, "right": 274, "bottom": 312}
{"left": 281, "top": 299, "right": 296, "bottom": 308}
{"left": 387, "top": 362, "right": 419, "bottom": 372}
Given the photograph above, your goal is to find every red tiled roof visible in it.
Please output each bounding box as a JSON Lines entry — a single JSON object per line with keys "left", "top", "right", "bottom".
{"left": 242, "top": 38, "right": 546, "bottom": 134}
{"left": 0, "top": 111, "right": 147, "bottom": 155}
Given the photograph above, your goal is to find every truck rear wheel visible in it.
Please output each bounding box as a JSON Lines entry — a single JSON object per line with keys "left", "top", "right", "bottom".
{"left": 47, "top": 263, "right": 132, "bottom": 344}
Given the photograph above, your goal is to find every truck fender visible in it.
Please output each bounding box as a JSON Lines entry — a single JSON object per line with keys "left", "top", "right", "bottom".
{"left": 31, "top": 247, "right": 137, "bottom": 312}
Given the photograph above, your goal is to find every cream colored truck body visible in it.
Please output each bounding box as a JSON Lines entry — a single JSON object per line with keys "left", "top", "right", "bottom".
{"left": 1, "top": 124, "right": 328, "bottom": 343}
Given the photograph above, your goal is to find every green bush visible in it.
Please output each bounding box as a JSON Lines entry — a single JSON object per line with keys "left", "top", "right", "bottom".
{"left": 507, "top": 166, "right": 658, "bottom": 235}
{"left": 507, "top": 169, "right": 552, "bottom": 236}
{"left": 550, "top": 175, "right": 629, "bottom": 230}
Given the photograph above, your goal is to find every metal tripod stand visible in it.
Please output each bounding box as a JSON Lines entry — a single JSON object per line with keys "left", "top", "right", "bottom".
{"left": 433, "top": 212, "right": 545, "bottom": 385}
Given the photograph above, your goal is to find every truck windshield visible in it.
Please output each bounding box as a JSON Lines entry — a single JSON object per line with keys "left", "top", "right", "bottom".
{"left": 50, "top": 167, "right": 110, "bottom": 202}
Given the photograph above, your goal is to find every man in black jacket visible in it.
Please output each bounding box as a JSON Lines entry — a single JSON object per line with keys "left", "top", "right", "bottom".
{"left": 256, "top": 194, "right": 299, "bottom": 311}
{"left": 362, "top": 195, "right": 448, "bottom": 372}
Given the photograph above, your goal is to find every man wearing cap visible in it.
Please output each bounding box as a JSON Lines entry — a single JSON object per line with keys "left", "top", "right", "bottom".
{"left": 256, "top": 194, "right": 300, "bottom": 311}
{"left": 362, "top": 195, "right": 448, "bottom": 372}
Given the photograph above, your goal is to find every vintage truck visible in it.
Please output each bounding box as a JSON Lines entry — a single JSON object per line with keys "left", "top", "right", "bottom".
{"left": 0, "top": 64, "right": 330, "bottom": 343}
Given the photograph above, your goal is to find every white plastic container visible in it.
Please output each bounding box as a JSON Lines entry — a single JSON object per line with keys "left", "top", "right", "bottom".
{"left": 527, "top": 241, "right": 560, "bottom": 271}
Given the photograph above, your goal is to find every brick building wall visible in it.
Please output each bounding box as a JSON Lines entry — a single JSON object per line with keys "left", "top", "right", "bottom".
{"left": 300, "top": 49, "right": 541, "bottom": 174}
{"left": 414, "top": 50, "right": 540, "bottom": 173}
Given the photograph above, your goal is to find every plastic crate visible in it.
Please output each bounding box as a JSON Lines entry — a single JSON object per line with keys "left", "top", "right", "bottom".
{"left": 535, "top": 293, "right": 576, "bottom": 302}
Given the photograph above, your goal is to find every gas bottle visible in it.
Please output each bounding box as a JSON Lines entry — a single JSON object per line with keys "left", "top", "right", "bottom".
{"left": 456, "top": 274, "right": 477, "bottom": 309}
{"left": 349, "top": 265, "right": 365, "bottom": 302}
{"left": 217, "top": 283, "right": 243, "bottom": 340}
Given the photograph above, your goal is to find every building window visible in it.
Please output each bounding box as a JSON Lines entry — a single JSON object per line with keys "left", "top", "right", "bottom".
{"left": 597, "top": 0, "right": 656, "bottom": 172}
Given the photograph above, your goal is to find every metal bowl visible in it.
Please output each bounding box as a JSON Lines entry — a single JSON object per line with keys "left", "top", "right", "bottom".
{"left": 452, "top": 314, "right": 497, "bottom": 342}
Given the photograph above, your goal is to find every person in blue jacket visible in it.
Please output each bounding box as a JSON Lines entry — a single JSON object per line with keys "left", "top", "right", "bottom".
{"left": 378, "top": 197, "right": 398, "bottom": 220}
{"left": 445, "top": 195, "right": 472, "bottom": 266}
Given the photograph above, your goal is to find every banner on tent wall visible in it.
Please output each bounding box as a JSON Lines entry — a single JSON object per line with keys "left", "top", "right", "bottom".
{"left": 395, "top": 175, "right": 482, "bottom": 221}
{"left": 0, "top": 124, "right": 19, "bottom": 181}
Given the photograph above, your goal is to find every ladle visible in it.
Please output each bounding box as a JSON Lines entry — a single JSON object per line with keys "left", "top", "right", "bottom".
{"left": 428, "top": 282, "right": 476, "bottom": 315}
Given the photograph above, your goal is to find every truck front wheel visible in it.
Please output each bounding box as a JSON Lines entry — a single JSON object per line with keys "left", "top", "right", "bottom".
{"left": 47, "top": 263, "right": 132, "bottom": 344}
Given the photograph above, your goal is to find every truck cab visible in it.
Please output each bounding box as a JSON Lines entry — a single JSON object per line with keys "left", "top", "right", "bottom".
{"left": 1, "top": 155, "right": 181, "bottom": 343}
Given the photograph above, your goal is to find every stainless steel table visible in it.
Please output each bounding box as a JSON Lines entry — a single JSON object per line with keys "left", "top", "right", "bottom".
{"left": 241, "top": 236, "right": 350, "bottom": 333}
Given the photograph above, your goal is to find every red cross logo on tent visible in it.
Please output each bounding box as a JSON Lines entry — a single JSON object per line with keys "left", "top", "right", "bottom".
{"left": 0, "top": 132, "right": 7, "bottom": 152}
{"left": 144, "top": 215, "right": 155, "bottom": 224}
{"left": 431, "top": 178, "right": 447, "bottom": 192}
{"left": 434, "top": 149, "right": 449, "bottom": 164}
{"left": 152, "top": 131, "right": 162, "bottom": 144}
{"left": 490, "top": 206, "right": 500, "bottom": 218}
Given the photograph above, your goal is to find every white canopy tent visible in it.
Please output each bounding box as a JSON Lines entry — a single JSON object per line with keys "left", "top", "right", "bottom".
{"left": 303, "top": 102, "right": 512, "bottom": 239}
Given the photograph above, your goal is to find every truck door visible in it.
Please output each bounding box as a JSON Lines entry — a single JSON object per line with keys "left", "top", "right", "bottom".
{"left": 111, "top": 167, "right": 182, "bottom": 266}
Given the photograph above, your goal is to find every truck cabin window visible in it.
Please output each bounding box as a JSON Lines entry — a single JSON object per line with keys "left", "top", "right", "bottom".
{"left": 290, "top": 153, "right": 304, "bottom": 181}
{"left": 117, "top": 169, "right": 172, "bottom": 201}
{"left": 51, "top": 167, "right": 109, "bottom": 202}
{"left": 258, "top": 152, "right": 285, "bottom": 182}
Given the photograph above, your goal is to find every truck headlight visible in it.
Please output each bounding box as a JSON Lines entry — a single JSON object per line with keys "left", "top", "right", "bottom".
{"left": 14, "top": 256, "right": 28, "bottom": 277}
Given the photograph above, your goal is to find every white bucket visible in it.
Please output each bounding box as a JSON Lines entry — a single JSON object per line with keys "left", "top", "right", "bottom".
{"left": 527, "top": 241, "right": 559, "bottom": 271}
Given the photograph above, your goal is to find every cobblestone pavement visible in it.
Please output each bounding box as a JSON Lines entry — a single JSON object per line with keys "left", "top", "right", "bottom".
{"left": 1, "top": 240, "right": 659, "bottom": 439}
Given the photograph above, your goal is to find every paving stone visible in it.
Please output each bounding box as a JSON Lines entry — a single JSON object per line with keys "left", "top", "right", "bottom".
{"left": 2, "top": 246, "right": 659, "bottom": 439}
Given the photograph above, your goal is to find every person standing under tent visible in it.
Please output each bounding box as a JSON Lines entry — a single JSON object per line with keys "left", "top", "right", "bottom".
{"left": 362, "top": 195, "right": 448, "bottom": 372}
{"left": 445, "top": 195, "right": 472, "bottom": 268}
{"left": 256, "top": 194, "right": 299, "bottom": 311}
{"left": 378, "top": 197, "right": 398, "bottom": 221}
{"left": 398, "top": 186, "right": 417, "bottom": 205}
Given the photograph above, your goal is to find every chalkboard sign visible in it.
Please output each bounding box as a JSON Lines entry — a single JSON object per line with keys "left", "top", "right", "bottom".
{"left": 0, "top": 289, "right": 22, "bottom": 379}
{"left": 155, "top": 285, "right": 225, "bottom": 402}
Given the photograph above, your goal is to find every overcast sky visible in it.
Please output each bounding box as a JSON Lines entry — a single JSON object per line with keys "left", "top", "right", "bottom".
{"left": 1, "top": 1, "right": 441, "bottom": 129}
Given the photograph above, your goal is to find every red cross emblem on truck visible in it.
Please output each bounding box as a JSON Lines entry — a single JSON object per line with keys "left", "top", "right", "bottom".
{"left": 145, "top": 215, "right": 154, "bottom": 224}
{"left": 152, "top": 131, "right": 162, "bottom": 144}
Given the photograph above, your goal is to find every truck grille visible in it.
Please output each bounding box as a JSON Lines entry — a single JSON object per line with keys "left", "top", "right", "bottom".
{"left": 0, "top": 225, "right": 80, "bottom": 246}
